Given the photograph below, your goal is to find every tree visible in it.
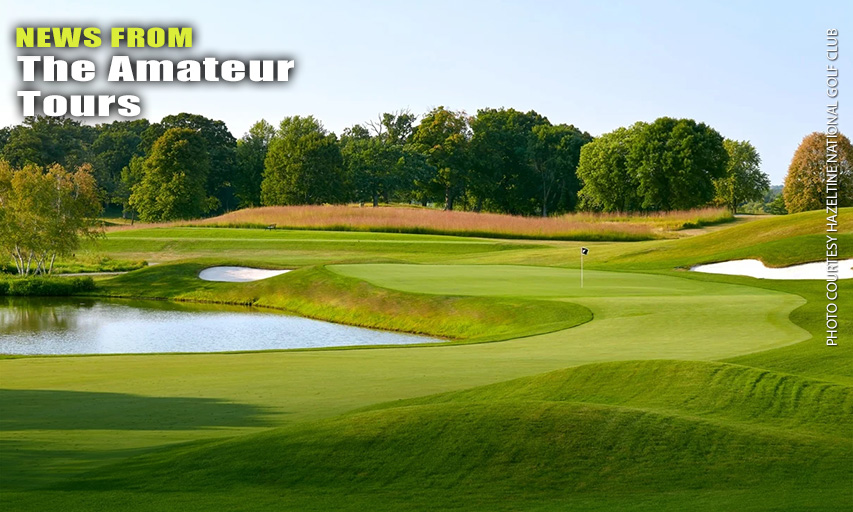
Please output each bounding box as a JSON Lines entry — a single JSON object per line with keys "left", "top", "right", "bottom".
{"left": 0, "top": 160, "right": 101, "bottom": 275}
{"left": 630, "top": 117, "right": 728, "bottom": 211}
{"left": 341, "top": 112, "right": 415, "bottom": 207}
{"left": 129, "top": 128, "right": 212, "bottom": 222}
{"left": 783, "top": 132, "right": 853, "bottom": 213}
{"left": 713, "top": 139, "right": 769, "bottom": 214}
{"left": 235, "top": 120, "right": 275, "bottom": 208}
{"left": 411, "top": 107, "right": 469, "bottom": 210}
{"left": 766, "top": 194, "right": 788, "bottom": 215}
{"left": 115, "top": 156, "right": 146, "bottom": 221}
{"left": 577, "top": 125, "right": 644, "bottom": 212}
{"left": 142, "top": 113, "right": 237, "bottom": 212}
{"left": 90, "top": 119, "right": 148, "bottom": 204}
{"left": 261, "top": 116, "right": 345, "bottom": 205}
{"left": 530, "top": 123, "right": 592, "bottom": 215}
{"left": 1, "top": 116, "right": 94, "bottom": 170}
{"left": 468, "top": 108, "right": 546, "bottom": 214}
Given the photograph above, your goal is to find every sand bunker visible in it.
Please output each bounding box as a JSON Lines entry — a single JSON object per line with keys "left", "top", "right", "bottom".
{"left": 198, "top": 266, "right": 290, "bottom": 282}
{"left": 691, "top": 259, "right": 853, "bottom": 280}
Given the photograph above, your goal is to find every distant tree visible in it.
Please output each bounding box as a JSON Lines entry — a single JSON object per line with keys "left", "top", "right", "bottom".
{"left": 630, "top": 117, "right": 728, "bottom": 211}
{"left": 234, "top": 120, "right": 275, "bottom": 208}
{"left": 341, "top": 124, "right": 386, "bottom": 206}
{"left": 90, "top": 120, "right": 148, "bottom": 203}
{"left": 130, "top": 128, "right": 212, "bottom": 222}
{"left": 783, "top": 132, "right": 853, "bottom": 213}
{"left": 0, "top": 160, "right": 101, "bottom": 275}
{"left": 713, "top": 139, "right": 769, "bottom": 214}
{"left": 468, "top": 108, "right": 546, "bottom": 214}
{"left": 115, "top": 156, "right": 146, "bottom": 221}
{"left": 766, "top": 194, "right": 788, "bottom": 215}
{"left": 143, "top": 113, "right": 237, "bottom": 212}
{"left": 530, "top": 123, "right": 592, "bottom": 215}
{"left": 342, "top": 112, "right": 416, "bottom": 207}
{"left": 0, "top": 116, "right": 94, "bottom": 169}
{"left": 577, "top": 125, "right": 644, "bottom": 212}
{"left": 261, "top": 116, "right": 345, "bottom": 205}
{"left": 411, "top": 107, "right": 470, "bottom": 210}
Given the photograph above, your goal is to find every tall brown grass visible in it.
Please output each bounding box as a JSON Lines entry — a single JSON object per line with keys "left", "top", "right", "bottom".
{"left": 168, "top": 205, "right": 733, "bottom": 241}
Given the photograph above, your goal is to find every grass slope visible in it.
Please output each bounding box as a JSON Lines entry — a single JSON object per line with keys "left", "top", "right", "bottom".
{"left": 7, "top": 360, "right": 847, "bottom": 511}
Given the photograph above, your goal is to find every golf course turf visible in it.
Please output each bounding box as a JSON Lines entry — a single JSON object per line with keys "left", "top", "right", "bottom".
{"left": 1, "top": 209, "right": 850, "bottom": 511}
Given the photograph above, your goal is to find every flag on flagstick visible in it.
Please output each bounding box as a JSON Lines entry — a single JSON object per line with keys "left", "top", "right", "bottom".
{"left": 580, "top": 247, "right": 588, "bottom": 287}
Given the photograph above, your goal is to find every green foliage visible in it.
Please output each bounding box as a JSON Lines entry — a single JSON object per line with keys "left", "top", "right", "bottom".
{"left": 234, "top": 120, "right": 275, "bottom": 208}
{"left": 578, "top": 119, "right": 728, "bottom": 212}
{"left": 261, "top": 116, "right": 345, "bottom": 205}
{"left": 529, "top": 123, "right": 592, "bottom": 215}
{"left": 577, "top": 125, "right": 643, "bottom": 211}
{"left": 411, "top": 106, "right": 470, "bottom": 210}
{"left": 766, "top": 193, "right": 788, "bottom": 214}
{"left": 713, "top": 139, "right": 769, "bottom": 213}
{"left": 142, "top": 113, "right": 238, "bottom": 212}
{"left": 129, "top": 128, "right": 212, "bottom": 222}
{"left": 0, "top": 161, "right": 102, "bottom": 275}
{"left": 0, "top": 276, "right": 94, "bottom": 296}
{"left": 89, "top": 119, "right": 149, "bottom": 202}
{"left": 468, "top": 108, "right": 545, "bottom": 214}
{"left": 0, "top": 116, "right": 95, "bottom": 170}
{"left": 632, "top": 117, "right": 728, "bottom": 210}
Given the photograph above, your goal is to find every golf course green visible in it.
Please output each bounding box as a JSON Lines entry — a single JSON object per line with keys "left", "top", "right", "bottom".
{"left": 1, "top": 209, "right": 850, "bottom": 511}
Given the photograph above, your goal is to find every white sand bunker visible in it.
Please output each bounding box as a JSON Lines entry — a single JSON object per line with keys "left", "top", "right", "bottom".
{"left": 691, "top": 259, "right": 853, "bottom": 280}
{"left": 198, "top": 266, "right": 291, "bottom": 282}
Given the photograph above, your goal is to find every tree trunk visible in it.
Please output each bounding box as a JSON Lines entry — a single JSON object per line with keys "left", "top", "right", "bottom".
{"left": 48, "top": 253, "right": 57, "bottom": 275}
{"left": 372, "top": 191, "right": 378, "bottom": 207}
{"left": 13, "top": 246, "right": 24, "bottom": 275}
{"left": 25, "top": 251, "right": 34, "bottom": 276}
{"left": 445, "top": 186, "right": 454, "bottom": 211}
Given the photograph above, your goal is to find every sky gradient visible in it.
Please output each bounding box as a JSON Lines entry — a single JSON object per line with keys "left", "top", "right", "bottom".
{"left": 2, "top": 0, "right": 850, "bottom": 184}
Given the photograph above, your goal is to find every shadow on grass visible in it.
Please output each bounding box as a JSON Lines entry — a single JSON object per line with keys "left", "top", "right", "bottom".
{"left": 0, "top": 389, "right": 282, "bottom": 430}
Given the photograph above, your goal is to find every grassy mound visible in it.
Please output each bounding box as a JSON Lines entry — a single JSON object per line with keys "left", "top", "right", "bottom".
{"left": 20, "top": 360, "right": 847, "bottom": 511}
{"left": 94, "top": 262, "right": 591, "bottom": 343}
{"left": 375, "top": 360, "right": 853, "bottom": 431}
{"left": 604, "top": 208, "right": 853, "bottom": 269}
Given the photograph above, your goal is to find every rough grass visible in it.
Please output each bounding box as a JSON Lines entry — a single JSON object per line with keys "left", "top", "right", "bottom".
{"left": 150, "top": 205, "right": 735, "bottom": 241}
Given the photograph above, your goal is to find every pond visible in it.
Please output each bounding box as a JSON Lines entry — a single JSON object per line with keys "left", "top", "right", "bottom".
{"left": 0, "top": 297, "right": 434, "bottom": 355}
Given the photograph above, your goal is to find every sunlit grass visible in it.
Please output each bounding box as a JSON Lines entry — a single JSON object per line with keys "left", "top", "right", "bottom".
{"left": 102, "top": 205, "right": 734, "bottom": 241}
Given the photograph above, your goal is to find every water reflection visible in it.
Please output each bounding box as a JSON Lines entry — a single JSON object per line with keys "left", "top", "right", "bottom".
{"left": 0, "top": 297, "right": 432, "bottom": 355}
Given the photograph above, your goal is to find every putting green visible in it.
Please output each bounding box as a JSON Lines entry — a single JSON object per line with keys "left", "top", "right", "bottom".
{"left": 330, "top": 264, "right": 809, "bottom": 358}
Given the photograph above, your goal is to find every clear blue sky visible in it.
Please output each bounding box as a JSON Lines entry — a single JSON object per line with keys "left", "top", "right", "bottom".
{"left": 2, "top": 0, "right": 850, "bottom": 184}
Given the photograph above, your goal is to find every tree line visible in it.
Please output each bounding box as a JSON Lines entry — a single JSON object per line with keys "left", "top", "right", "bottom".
{"left": 6, "top": 108, "right": 844, "bottom": 224}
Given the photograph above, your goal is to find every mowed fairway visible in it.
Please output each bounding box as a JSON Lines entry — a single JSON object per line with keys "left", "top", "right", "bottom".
{"left": 1, "top": 210, "right": 850, "bottom": 511}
